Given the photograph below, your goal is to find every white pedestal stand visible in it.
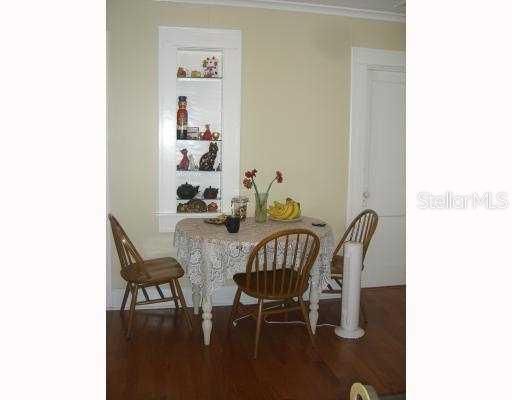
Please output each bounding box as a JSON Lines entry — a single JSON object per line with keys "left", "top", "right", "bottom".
{"left": 334, "top": 241, "right": 365, "bottom": 339}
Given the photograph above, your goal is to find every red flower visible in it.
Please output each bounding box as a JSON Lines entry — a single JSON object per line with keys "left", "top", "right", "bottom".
{"left": 244, "top": 169, "right": 258, "bottom": 179}
{"left": 243, "top": 178, "right": 253, "bottom": 189}
{"left": 276, "top": 171, "right": 283, "bottom": 183}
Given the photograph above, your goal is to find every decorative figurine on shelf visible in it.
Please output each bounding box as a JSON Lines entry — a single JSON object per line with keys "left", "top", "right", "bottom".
{"left": 216, "top": 163, "right": 222, "bottom": 172}
{"left": 188, "top": 154, "right": 198, "bottom": 171}
{"left": 199, "top": 142, "right": 218, "bottom": 171}
{"left": 177, "top": 182, "right": 199, "bottom": 199}
{"left": 202, "top": 56, "right": 219, "bottom": 78}
{"left": 177, "top": 149, "right": 189, "bottom": 171}
{"left": 212, "top": 131, "right": 220, "bottom": 141}
{"left": 202, "top": 124, "right": 213, "bottom": 141}
{"left": 207, "top": 202, "right": 219, "bottom": 212}
{"left": 176, "top": 96, "right": 188, "bottom": 139}
{"left": 187, "top": 127, "right": 200, "bottom": 140}
{"left": 191, "top": 70, "right": 202, "bottom": 78}
{"left": 177, "top": 67, "right": 188, "bottom": 78}
{"left": 177, "top": 199, "right": 207, "bottom": 213}
{"left": 203, "top": 186, "right": 219, "bottom": 199}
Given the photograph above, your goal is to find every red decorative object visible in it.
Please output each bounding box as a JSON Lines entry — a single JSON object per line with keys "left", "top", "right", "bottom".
{"left": 202, "top": 124, "right": 213, "bottom": 141}
{"left": 207, "top": 202, "right": 219, "bottom": 212}
{"left": 177, "top": 149, "right": 190, "bottom": 171}
{"left": 177, "top": 96, "right": 188, "bottom": 139}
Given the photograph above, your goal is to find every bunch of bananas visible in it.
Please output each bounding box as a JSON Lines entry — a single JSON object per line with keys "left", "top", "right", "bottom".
{"left": 268, "top": 198, "right": 301, "bottom": 220}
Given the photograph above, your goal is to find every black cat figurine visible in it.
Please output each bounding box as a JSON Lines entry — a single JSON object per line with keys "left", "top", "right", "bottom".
{"left": 199, "top": 142, "right": 218, "bottom": 171}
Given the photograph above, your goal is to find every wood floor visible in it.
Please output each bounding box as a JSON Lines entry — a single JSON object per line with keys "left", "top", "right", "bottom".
{"left": 107, "top": 286, "right": 405, "bottom": 400}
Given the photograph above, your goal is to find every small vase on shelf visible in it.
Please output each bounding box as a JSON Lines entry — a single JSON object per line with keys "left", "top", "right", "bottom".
{"left": 254, "top": 192, "right": 268, "bottom": 223}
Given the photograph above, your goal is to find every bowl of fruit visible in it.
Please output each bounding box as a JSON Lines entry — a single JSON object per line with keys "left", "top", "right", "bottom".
{"left": 268, "top": 198, "right": 302, "bottom": 222}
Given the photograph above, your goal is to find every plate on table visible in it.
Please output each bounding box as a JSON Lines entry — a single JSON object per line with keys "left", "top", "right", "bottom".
{"left": 204, "top": 214, "right": 227, "bottom": 225}
{"left": 269, "top": 216, "right": 303, "bottom": 223}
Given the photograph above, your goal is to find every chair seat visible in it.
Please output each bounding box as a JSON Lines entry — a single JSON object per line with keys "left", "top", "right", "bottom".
{"left": 330, "top": 254, "right": 344, "bottom": 277}
{"left": 233, "top": 269, "right": 303, "bottom": 299}
{"left": 121, "top": 257, "right": 184, "bottom": 284}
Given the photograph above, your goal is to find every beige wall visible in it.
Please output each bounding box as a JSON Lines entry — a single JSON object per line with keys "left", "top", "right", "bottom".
{"left": 107, "top": 0, "right": 405, "bottom": 290}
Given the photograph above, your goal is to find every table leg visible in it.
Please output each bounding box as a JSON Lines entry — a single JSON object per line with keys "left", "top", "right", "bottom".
{"left": 309, "top": 267, "right": 320, "bottom": 334}
{"left": 201, "top": 294, "right": 213, "bottom": 346}
{"left": 192, "top": 284, "right": 201, "bottom": 315}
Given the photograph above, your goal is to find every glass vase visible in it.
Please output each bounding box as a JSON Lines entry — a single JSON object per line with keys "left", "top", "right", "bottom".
{"left": 254, "top": 192, "right": 268, "bottom": 223}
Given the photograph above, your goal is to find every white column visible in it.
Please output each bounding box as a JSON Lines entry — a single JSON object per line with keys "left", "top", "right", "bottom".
{"left": 308, "top": 266, "right": 320, "bottom": 334}
{"left": 192, "top": 284, "right": 201, "bottom": 315}
{"left": 201, "top": 293, "right": 213, "bottom": 345}
{"left": 335, "top": 241, "right": 365, "bottom": 339}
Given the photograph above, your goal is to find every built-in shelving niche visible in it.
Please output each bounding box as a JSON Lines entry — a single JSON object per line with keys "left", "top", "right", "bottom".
{"left": 158, "top": 27, "right": 241, "bottom": 232}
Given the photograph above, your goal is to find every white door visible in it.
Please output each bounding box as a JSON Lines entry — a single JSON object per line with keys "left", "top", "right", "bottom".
{"left": 347, "top": 48, "right": 405, "bottom": 287}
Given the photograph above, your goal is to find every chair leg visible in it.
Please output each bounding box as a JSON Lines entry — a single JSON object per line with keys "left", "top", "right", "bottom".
{"left": 360, "top": 298, "right": 368, "bottom": 325}
{"left": 126, "top": 284, "right": 138, "bottom": 340}
{"left": 120, "top": 282, "right": 130, "bottom": 314}
{"left": 299, "top": 297, "right": 315, "bottom": 348}
{"left": 254, "top": 299, "right": 264, "bottom": 359}
{"left": 333, "top": 277, "right": 343, "bottom": 289}
{"left": 228, "top": 287, "right": 242, "bottom": 332}
{"left": 283, "top": 299, "right": 291, "bottom": 322}
{"left": 174, "top": 279, "right": 193, "bottom": 331}
{"left": 169, "top": 281, "right": 180, "bottom": 310}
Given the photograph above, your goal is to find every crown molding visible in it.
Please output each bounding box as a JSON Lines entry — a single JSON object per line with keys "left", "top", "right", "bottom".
{"left": 156, "top": 0, "right": 406, "bottom": 23}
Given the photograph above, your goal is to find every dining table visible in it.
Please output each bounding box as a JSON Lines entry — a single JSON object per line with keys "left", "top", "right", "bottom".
{"left": 173, "top": 216, "right": 335, "bottom": 345}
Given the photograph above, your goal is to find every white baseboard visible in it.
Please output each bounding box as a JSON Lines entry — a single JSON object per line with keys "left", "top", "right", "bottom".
{"left": 107, "top": 283, "right": 342, "bottom": 311}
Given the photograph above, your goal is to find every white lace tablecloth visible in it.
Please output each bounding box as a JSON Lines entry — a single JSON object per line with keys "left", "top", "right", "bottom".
{"left": 174, "top": 216, "right": 334, "bottom": 297}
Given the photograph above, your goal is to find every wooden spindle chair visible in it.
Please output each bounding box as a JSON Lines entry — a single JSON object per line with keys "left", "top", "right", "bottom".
{"left": 323, "top": 209, "right": 378, "bottom": 323}
{"left": 109, "top": 214, "right": 192, "bottom": 339}
{"left": 228, "top": 229, "right": 320, "bottom": 358}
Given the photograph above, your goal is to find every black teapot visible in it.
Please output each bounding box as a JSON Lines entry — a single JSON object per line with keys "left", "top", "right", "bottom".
{"left": 177, "top": 182, "right": 199, "bottom": 199}
{"left": 203, "top": 186, "right": 219, "bottom": 199}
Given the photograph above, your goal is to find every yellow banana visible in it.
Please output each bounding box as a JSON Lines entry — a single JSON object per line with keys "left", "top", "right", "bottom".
{"left": 268, "top": 204, "right": 286, "bottom": 218}
{"left": 269, "top": 198, "right": 301, "bottom": 220}
{"left": 288, "top": 202, "right": 301, "bottom": 219}
{"left": 281, "top": 202, "right": 296, "bottom": 219}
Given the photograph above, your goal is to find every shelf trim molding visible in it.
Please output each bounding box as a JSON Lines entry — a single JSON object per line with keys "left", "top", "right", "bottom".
{"left": 155, "top": 0, "right": 405, "bottom": 23}
{"left": 177, "top": 77, "right": 223, "bottom": 81}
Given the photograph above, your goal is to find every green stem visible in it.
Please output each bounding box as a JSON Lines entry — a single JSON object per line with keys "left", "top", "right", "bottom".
{"left": 252, "top": 178, "right": 260, "bottom": 199}
{"left": 265, "top": 177, "right": 277, "bottom": 195}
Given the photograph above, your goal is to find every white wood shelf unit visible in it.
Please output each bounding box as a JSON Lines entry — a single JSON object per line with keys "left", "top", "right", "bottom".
{"left": 158, "top": 27, "right": 242, "bottom": 232}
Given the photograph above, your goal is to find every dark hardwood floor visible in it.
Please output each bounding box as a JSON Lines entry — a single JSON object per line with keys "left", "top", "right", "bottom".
{"left": 107, "top": 286, "right": 405, "bottom": 400}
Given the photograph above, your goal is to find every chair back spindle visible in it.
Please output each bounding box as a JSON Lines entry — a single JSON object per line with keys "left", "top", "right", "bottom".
{"left": 108, "top": 214, "right": 145, "bottom": 276}
{"left": 334, "top": 209, "right": 378, "bottom": 262}
{"left": 244, "top": 229, "right": 320, "bottom": 299}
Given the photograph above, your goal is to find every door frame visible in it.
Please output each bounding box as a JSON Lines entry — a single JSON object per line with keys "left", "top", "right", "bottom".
{"left": 346, "top": 47, "right": 405, "bottom": 222}
{"left": 106, "top": 29, "right": 112, "bottom": 309}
